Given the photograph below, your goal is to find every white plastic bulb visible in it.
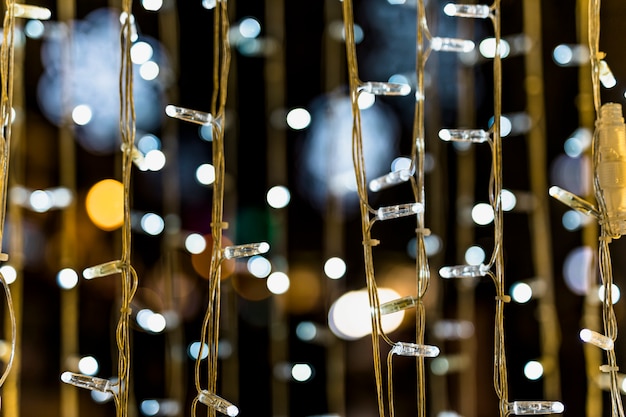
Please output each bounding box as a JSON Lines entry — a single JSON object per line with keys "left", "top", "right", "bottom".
{"left": 223, "top": 242, "right": 270, "bottom": 259}
{"left": 369, "top": 169, "right": 412, "bottom": 192}
{"left": 376, "top": 203, "right": 423, "bottom": 221}
{"left": 439, "top": 264, "right": 489, "bottom": 279}
{"left": 358, "top": 81, "right": 411, "bottom": 96}
{"left": 82, "top": 260, "right": 123, "bottom": 279}
{"left": 508, "top": 401, "right": 564, "bottom": 415}
{"left": 443, "top": 3, "right": 490, "bottom": 18}
{"left": 197, "top": 390, "right": 239, "bottom": 416}
{"left": 579, "top": 328, "right": 614, "bottom": 350}
{"left": 439, "top": 128, "right": 490, "bottom": 143}
{"left": 430, "top": 37, "right": 475, "bottom": 53}
{"left": 379, "top": 296, "right": 417, "bottom": 315}
{"left": 165, "top": 105, "right": 215, "bottom": 125}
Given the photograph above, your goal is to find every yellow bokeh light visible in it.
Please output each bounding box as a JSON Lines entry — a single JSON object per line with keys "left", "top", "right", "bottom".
{"left": 85, "top": 179, "right": 124, "bottom": 231}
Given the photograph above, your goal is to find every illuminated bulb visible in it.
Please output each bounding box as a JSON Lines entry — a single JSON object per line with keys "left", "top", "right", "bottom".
{"left": 239, "top": 17, "right": 261, "bottom": 39}
{"left": 376, "top": 202, "right": 423, "bottom": 221}
{"left": 140, "top": 61, "right": 160, "bottom": 81}
{"left": 145, "top": 149, "right": 166, "bottom": 171}
{"left": 196, "top": 164, "right": 216, "bottom": 185}
{"left": 286, "top": 108, "right": 311, "bottom": 130}
{"left": 130, "top": 41, "right": 154, "bottom": 64}
{"left": 579, "top": 328, "right": 614, "bottom": 350}
{"left": 61, "top": 372, "right": 117, "bottom": 394}
{"left": 91, "top": 389, "right": 114, "bottom": 404}
{"left": 524, "top": 360, "right": 544, "bottom": 380}
{"left": 439, "top": 128, "right": 490, "bottom": 143}
{"left": 78, "top": 356, "right": 99, "bottom": 376}
{"left": 369, "top": 169, "right": 412, "bottom": 192}
{"left": 324, "top": 257, "right": 346, "bottom": 279}
{"left": 439, "top": 263, "right": 489, "bottom": 279}
{"left": 188, "top": 341, "right": 209, "bottom": 360}
{"left": 141, "top": 399, "right": 180, "bottom": 416}
{"left": 510, "top": 282, "right": 532, "bottom": 303}
{"left": 266, "top": 185, "right": 291, "bottom": 208}
{"left": 479, "top": 38, "right": 511, "bottom": 58}
{"left": 0, "top": 265, "right": 17, "bottom": 284}
{"left": 185, "top": 233, "right": 206, "bottom": 254}
{"left": 82, "top": 260, "right": 123, "bottom": 279}
{"left": 443, "top": 3, "right": 490, "bottom": 18}
{"left": 508, "top": 401, "right": 564, "bottom": 415}
{"left": 358, "top": 81, "right": 411, "bottom": 96}
{"left": 165, "top": 105, "right": 215, "bottom": 126}
{"left": 471, "top": 203, "right": 494, "bottom": 225}
{"left": 24, "top": 20, "right": 45, "bottom": 38}
{"left": 57, "top": 268, "right": 79, "bottom": 290}
{"left": 358, "top": 92, "right": 375, "bottom": 109}
{"left": 391, "top": 341, "right": 440, "bottom": 357}
{"left": 13, "top": 3, "right": 52, "bottom": 20}
{"left": 599, "top": 60, "right": 617, "bottom": 88}
{"left": 86, "top": 179, "right": 124, "bottom": 231}
{"left": 141, "top": 213, "right": 165, "bottom": 235}
{"left": 141, "top": 0, "right": 163, "bottom": 11}
{"left": 464, "top": 245, "right": 486, "bottom": 265}
{"left": 247, "top": 256, "right": 272, "bottom": 278}
{"left": 291, "top": 363, "right": 313, "bottom": 382}
{"left": 598, "top": 283, "right": 621, "bottom": 304}
{"left": 197, "top": 390, "right": 239, "bottom": 417}
{"left": 267, "top": 272, "right": 290, "bottom": 294}
{"left": 328, "top": 288, "right": 403, "bottom": 340}
{"left": 224, "top": 242, "right": 270, "bottom": 259}
{"left": 430, "top": 37, "right": 475, "bottom": 53}
{"left": 72, "top": 104, "right": 93, "bottom": 125}
{"left": 501, "top": 189, "right": 517, "bottom": 211}
{"left": 548, "top": 186, "right": 599, "bottom": 219}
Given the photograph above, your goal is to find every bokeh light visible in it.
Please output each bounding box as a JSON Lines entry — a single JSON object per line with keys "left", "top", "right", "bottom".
{"left": 563, "top": 246, "right": 593, "bottom": 295}
{"left": 78, "top": 356, "right": 99, "bottom": 376}
{"left": 524, "top": 360, "right": 544, "bottom": 380}
{"left": 85, "top": 179, "right": 124, "bottom": 231}
{"left": 324, "top": 257, "right": 347, "bottom": 279}
{"left": 510, "top": 282, "right": 532, "bottom": 304}
{"left": 267, "top": 272, "right": 290, "bottom": 294}
{"left": 286, "top": 108, "right": 311, "bottom": 130}
{"left": 266, "top": 185, "right": 291, "bottom": 208}
{"left": 291, "top": 363, "right": 314, "bottom": 382}
{"left": 196, "top": 163, "right": 216, "bottom": 185}
{"left": 598, "top": 283, "right": 621, "bottom": 304}
{"left": 471, "top": 203, "right": 494, "bottom": 225}
{"left": 0, "top": 265, "right": 17, "bottom": 285}
{"left": 57, "top": 268, "right": 79, "bottom": 290}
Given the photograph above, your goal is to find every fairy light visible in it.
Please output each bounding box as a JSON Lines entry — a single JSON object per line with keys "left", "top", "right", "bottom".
{"left": 442, "top": 2, "right": 563, "bottom": 415}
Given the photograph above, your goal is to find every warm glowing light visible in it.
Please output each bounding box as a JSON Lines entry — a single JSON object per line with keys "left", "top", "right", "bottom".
{"left": 291, "top": 363, "right": 313, "bottom": 382}
{"left": 185, "top": 233, "right": 207, "bottom": 254}
{"left": 72, "top": 104, "right": 93, "bottom": 125}
{"left": 471, "top": 203, "right": 494, "bottom": 225}
{"left": 267, "top": 272, "right": 290, "bottom": 294}
{"left": 266, "top": 185, "right": 291, "bottom": 208}
{"left": 247, "top": 256, "right": 272, "bottom": 278}
{"left": 524, "top": 360, "right": 544, "bottom": 380}
{"left": 57, "top": 268, "right": 79, "bottom": 290}
{"left": 131, "top": 41, "right": 154, "bottom": 64}
{"left": 324, "top": 257, "right": 347, "bottom": 279}
{"left": 598, "top": 283, "right": 621, "bottom": 304}
{"left": 85, "top": 179, "right": 124, "bottom": 231}
{"left": 286, "top": 108, "right": 311, "bottom": 130}
{"left": 328, "top": 288, "right": 403, "bottom": 340}
{"left": 140, "top": 61, "right": 160, "bottom": 81}
{"left": 141, "top": 213, "right": 164, "bottom": 235}
{"left": 142, "top": 0, "right": 163, "bottom": 11}
{"left": 78, "top": 356, "right": 99, "bottom": 376}
{"left": 196, "top": 164, "right": 216, "bottom": 185}
{"left": 464, "top": 246, "right": 486, "bottom": 265}
{"left": 239, "top": 17, "right": 261, "bottom": 38}
{"left": 510, "top": 282, "right": 532, "bottom": 304}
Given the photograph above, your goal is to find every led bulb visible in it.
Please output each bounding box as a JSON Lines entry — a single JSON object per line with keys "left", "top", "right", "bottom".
{"left": 508, "top": 401, "right": 564, "bottom": 415}
{"left": 599, "top": 60, "right": 617, "bottom": 88}
{"left": 60, "top": 372, "right": 117, "bottom": 394}
{"left": 430, "top": 37, "right": 475, "bottom": 53}
{"left": 165, "top": 105, "right": 216, "bottom": 126}
{"left": 82, "top": 260, "right": 123, "bottom": 279}
{"left": 439, "top": 263, "right": 489, "bottom": 279}
{"left": 579, "top": 328, "right": 614, "bottom": 351}
{"left": 369, "top": 169, "right": 412, "bottom": 192}
{"left": 439, "top": 128, "right": 490, "bottom": 143}
{"left": 223, "top": 242, "right": 270, "bottom": 259}
{"left": 379, "top": 296, "right": 417, "bottom": 315}
{"left": 548, "top": 186, "right": 600, "bottom": 219}
{"left": 391, "top": 341, "right": 440, "bottom": 357}
{"left": 197, "top": 390, "right": 239, "bottom": 416}
{"left": 13, "top": 3, "right": 52, "bottom": 20}
{"left": 443, "top": 3, "right": 491, "bottom": 18}
{"left": 358, "top": 81, "right": 411, "bottom": 96}
{"left": 376, "top": 202, "right": 423, "bottom": 221}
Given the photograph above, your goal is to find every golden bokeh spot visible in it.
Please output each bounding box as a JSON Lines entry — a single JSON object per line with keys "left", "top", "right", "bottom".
{"left": 191, "top": 234, "right": 236, "bottom": 279}
{"left": 85, "top": 179, "right": 124, "bottom": 231}
{"left": 232, "top": 274, "right": 271, "bottom": 301}
{"left": 275, "top": 265, "right": 321, "bottom": 314}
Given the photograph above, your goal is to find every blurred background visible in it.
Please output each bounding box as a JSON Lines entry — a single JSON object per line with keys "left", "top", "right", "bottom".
{"left": 4, "top": 0, "right": 626, "bottom": 416}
